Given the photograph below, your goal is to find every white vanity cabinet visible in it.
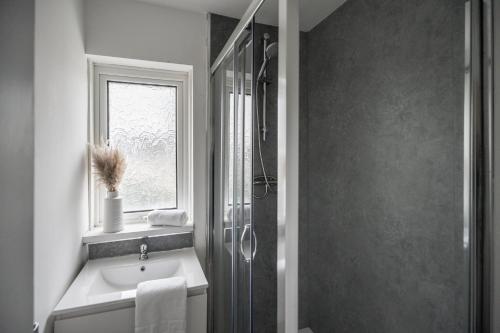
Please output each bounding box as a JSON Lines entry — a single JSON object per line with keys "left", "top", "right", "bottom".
{"left": 54, "top": 293, "right": 206, "bottom": 333}
{"left": 52, "top": 248, "right": 208, "bottom": 333}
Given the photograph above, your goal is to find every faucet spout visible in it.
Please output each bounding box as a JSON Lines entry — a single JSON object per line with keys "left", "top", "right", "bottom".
{"left": 139, "top": 243, "right": 148, "bottom": 261}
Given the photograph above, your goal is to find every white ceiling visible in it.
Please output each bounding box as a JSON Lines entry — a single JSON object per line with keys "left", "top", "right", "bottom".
{"left": 137, "top": 0, "right": 346, "bottom": 31}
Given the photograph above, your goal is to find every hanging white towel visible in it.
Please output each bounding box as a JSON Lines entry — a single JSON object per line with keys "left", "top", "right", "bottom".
{"left": 147, "top": 209, "right": 188, "bottom": 227}
{"left": 135, "top": 277, "right": 187, "bottom": 333}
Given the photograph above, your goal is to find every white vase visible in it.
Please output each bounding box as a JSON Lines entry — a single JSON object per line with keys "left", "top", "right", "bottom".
{"left": 103, "top": 191, "right": 123, "bottom": 233}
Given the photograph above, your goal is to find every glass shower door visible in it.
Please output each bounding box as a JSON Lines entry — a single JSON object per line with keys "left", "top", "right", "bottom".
{"left": 211, "top": 21, "right": 254, "bottom": 333}
{"left": 234, "top": 25, "right": 254, "bottom": 333}
{"left": 211, "top": 49, "right": 233, "bottom": 333}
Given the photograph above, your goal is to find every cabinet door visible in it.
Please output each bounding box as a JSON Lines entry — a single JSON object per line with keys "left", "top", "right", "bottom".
{"left": 54, "top": 308, "right": 134, "bottom": 333}
{"left": 54, "top": 294, "right": 207, "bottom": 333}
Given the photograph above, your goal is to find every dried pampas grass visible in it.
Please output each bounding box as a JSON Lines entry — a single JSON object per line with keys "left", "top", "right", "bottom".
{"left": 91, "top": 144, "right": 127, "bottom": 193}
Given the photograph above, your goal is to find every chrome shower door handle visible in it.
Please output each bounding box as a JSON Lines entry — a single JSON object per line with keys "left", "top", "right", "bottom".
{"left": 240, "top": 224, "right": 257, "bottom": 262}
{"left": 252, "top": 227, "right": 257, "bottom": 260}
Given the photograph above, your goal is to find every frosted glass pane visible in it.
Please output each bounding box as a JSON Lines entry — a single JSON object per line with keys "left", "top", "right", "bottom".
{"left": 108, "top": 81, "right": 177, "bottom": 212}
{"left": 243, "top": 94, "right": 252, "bottom": 202}
{"left": 228, "top": 92, "right": 252, "bottom": 204}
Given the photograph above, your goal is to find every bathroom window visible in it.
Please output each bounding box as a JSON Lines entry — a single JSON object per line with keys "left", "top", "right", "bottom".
{"left": 90, "top": 62, "right": 191, "bottom": 225}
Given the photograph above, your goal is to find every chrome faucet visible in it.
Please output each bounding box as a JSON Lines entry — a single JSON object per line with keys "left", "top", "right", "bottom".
{"left": 139, "top": 242, "right": 148, "bottom": 261}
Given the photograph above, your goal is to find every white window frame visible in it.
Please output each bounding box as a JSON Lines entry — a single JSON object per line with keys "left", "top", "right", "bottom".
{"left": 88, "top": 58, "right": 193, "bottom": 227}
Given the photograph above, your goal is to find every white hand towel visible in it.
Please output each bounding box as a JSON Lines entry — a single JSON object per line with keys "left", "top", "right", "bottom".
{"left": 135, "top": 277, "right": 187, "bottom": 333}
{"left": 147, "top": 209, "right": 188, "bottom": 227}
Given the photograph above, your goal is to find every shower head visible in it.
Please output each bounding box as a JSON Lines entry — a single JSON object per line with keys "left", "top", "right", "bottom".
{"left": 257, "top": 42, "right": 278, "bottom": 82}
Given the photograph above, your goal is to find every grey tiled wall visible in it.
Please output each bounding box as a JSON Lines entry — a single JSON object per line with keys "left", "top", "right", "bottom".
{"left": 88, "top": 232, "right": 193, "bottom": 260}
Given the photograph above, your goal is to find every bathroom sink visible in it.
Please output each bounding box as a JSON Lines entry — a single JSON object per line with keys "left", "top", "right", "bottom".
{"left": 89, "top": 258, "right": 184, "bottom": 295}
{"left": 53, "top": 247, "right": 208, "bottom": 317}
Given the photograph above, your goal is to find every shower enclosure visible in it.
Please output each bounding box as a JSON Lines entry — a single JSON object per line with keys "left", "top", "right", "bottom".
{"left": 209, "top": 0, "right": 486, "bottom": 332}
{"left": 210, "top": 17, "right": 255, "bottom": 333}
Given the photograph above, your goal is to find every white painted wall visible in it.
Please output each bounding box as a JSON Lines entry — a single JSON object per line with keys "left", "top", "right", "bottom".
{"left": 0, "top": 1, "right": 34, "bottom": 331}
{"left": 84, "top": 0, "right": 209, "bottom": 268}
{"left": 34, "top": 0, "right": 88, "bottom": 332}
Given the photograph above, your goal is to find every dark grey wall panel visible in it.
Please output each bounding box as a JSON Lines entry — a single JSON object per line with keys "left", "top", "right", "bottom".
{"left": 252, "top": 21, "right": 279, "bottom": 333}
{"left": 0, "top": 1, "right": 34, "bottom": 331}
{"left": 305, "top": 0, "right": 466, "bottom": 332}
{"left": 210, "top": 14, "right": 238, "bottom": 66}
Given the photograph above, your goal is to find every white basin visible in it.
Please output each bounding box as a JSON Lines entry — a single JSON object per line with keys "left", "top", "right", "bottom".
{"left": 54, "top": 248, "right": 208, "bottom": 317}
{"left": 88, "top": 259, "right": 184, "bottom": 296}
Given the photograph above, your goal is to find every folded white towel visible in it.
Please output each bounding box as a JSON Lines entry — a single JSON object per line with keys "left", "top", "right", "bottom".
{"left": 226, "top": 204, "right": 251, "bottom": 223}
{"left": 135, "top": 277, "right": 187, "bottom": 333}
{"left": 147, "top": 209, "right": 188, "bottom": 227}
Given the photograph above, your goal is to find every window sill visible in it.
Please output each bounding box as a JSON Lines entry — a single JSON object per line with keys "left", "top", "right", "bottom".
{"left": 82, "top": 223, "right": 193, "bottom": 244}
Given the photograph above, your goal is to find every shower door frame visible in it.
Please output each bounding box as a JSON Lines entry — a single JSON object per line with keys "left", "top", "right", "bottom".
{"left": 467, "top": 0, "right": 495, "bottom": 332}
{"left": 466, "top": 0, "right": 482, "bottom": 332}
{"left": 480, "top": 0, "right": 500, "bottom": 331}
{"left": 276, "top": 0, "right": 299, "bottom": 332}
